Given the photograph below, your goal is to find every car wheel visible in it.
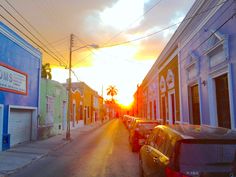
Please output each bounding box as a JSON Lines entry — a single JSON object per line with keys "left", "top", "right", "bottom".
{"left": 139, "top": 159, "right": 144, "bottom": 177}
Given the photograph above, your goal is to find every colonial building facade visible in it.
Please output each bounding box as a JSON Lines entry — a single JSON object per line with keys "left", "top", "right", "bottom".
{"left": 133, "top": 0, "right": 236, "bottom": 129}
{"left": 179, "top": 0, "right": 236, "bottom": 128}
{"left": 65, "top": 82, "right": 103, "bottom": 126}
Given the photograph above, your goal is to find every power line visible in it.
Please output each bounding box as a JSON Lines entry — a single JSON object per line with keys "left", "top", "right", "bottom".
{"left": 2, "top": 1, "right": 91, "bottom": 83}
{"left": 50, "top": 36, "right": 69, "bottom": 46}
{"left": 0, "top": 12, "right": 67, "bottom": 67}
{"left": 4, "top": 0, "right": 68, "bottom": 66}
{"left": 72, "top": 0, "right": 229, "bottom": 67}
{"left": 71, "top": 1, "right": 228, "bottom": 68}
{"left": 71, "top": 69, "right": 80, "bottom": 82}
{"left": 178, "top": 0, "right": 235, "bottom": 65}
{"left": 72, "top": 0, "right": 164, "bottom": 67}
{"left": 73, "top": 34, "right": 98, "bottom": 55}
{"left": 103, "top": 0, "right": 163, "bottom": 46}
{"left": 101, "top": 0, "right": 228, "bottom": 48}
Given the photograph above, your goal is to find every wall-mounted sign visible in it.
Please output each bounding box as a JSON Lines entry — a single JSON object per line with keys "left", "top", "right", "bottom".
{"left": 0, "top": 63, "right": 28, "bottom": 95}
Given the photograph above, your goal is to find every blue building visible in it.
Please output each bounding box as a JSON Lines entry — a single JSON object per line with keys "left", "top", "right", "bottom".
{"left": 0, "top": 22, "right": 41, "bottom": 150}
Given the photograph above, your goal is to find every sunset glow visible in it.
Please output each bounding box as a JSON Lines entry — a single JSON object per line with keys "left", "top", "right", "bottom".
{"left": 10, "top": 0, "right": 195, "bottom": 106}
{"left": 52, "top": 44, "right": 155, "bottom": 106}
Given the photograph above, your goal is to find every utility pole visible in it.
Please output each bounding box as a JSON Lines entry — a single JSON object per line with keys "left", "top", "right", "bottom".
{"left": 66, "top": 34, "right": 74, "bottom": 140}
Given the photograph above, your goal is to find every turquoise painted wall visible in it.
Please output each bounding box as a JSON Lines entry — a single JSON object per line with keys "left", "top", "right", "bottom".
{"left": 39, "top": 79, "right": 67, "bottom": 139}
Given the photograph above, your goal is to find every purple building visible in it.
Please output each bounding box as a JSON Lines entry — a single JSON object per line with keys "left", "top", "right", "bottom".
{"left": 134, "top": 0, "right": 236, "bottom": 129}
{"left": 179, "top": 0, "right": 236, "bottom": 129}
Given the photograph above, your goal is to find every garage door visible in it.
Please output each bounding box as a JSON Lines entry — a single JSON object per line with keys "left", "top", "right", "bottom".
{"left": 8, "top": 109, "right": 32, "bottom": 147}
{"left": 0, "top": 106, "right": 3, "bottom": 151}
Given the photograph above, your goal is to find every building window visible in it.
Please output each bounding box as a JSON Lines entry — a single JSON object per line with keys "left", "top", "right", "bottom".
{"left": 46, "top": 96, "right": 54, "bottom": 125}
{"left": 168, "top": 90, "right": 176, "bottom": 124}
{"left": 185, "top": 51, "right": 200, "bottom": 82}
{"left": 154, "top": 100, "right": 157, "bottom": 119}
{"left": 208, "top": 45, "right": 226, "bottom": 68}
{"left": 87, "top": 106, "right": 89, "bottom": 118}
{"left": 160, "top": 76, "right": 166, "bottom": 93}
{"left": 166, "top": 69, "right": 175, "bottom": 89}
{"left": 160, "top": 95, "right": 167, "bottom": 124}
{"left": 149, "top": 101, "right": 152, "bottom": 119}
{"left": 205, "top": 31, "right": 229, "bottom": 70}
{"left": 80, "top": 105, "right": 83, "bottom": 120}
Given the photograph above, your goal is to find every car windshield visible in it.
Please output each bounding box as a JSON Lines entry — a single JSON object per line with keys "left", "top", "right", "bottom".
{"left": 178, "top": 140, "right": 236, "bottom": 168}
{"left": 139, "top": 123, "right": 158, "bottom": 130}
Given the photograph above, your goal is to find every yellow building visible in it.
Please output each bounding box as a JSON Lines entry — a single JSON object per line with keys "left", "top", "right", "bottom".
{"left": 65, "top": 82, "right": 103, "bottom": 125}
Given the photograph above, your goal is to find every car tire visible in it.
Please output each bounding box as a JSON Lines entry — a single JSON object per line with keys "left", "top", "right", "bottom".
{"left": 139, "top": 159, "right": 144, "bottom": 177}
{"left": 132, "top": 142, "right": 138, "bottom": 152}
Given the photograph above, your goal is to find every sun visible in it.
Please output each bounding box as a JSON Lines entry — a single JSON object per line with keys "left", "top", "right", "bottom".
{"left": 117, "top": 97, "right": 134, "bottom": 108}
{"left": 51, "top": 43, "right": 149, "bottom": 111}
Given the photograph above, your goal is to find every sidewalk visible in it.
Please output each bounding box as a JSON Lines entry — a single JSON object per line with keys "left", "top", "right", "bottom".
{"left": 0, "top": 121, "right": 103, "bottom": 177}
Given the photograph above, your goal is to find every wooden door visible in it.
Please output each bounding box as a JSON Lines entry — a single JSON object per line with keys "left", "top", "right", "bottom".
{"left": 190, "top": 85, "right": 200, "bottom": 125}
{"left": 215, "top": 74, "right": 231, "bottom": 128}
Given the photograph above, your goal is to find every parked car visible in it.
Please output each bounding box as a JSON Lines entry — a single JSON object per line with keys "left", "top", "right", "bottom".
{"left": 139, "top": 124, "right": 236, "bottom": 177}
{"left": 123, "top": 115, "right": 137, "bottom": 128}
{"left": 128, "top": 117, "right": 142, "bottom": 132}
{"left": 129, "top": 120, "right": 160, "bottom": 152}
{"left": 123, "top": 115, "right": 141, "bottom": 130}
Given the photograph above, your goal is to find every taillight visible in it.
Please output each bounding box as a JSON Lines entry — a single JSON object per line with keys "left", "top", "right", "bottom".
{"left": 165, "top": 167, "right": 191, "bottom": 177}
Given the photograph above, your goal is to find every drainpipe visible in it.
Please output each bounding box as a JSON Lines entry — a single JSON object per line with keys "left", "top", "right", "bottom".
{"left": 37, "top": 54, "right": 42, "bottom": 140}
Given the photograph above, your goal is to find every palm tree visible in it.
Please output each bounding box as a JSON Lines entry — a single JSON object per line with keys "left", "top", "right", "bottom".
{"left": 106, "top": 85, "right": 118, "bottom": 119}
{"left": 41, "top": 63, "right": 52, "bottom": 80}
{"left": 106, "top": 85, "right": 118, "bottom": 101}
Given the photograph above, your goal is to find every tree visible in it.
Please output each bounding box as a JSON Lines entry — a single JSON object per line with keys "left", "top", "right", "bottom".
{"left": 106, "top": 85, "right": 118, "bottom": 101}
{"left": 41, "top": 63, "right": 52, "bottom": 80}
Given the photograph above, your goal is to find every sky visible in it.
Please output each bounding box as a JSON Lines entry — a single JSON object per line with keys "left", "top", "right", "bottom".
{"left": 0, "top": 0, "right": 195, "bottom": 106}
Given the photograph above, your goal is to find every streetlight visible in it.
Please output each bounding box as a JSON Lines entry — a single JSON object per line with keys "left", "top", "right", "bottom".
{"left": 66, "top": 34, "right": 99, "bottom": 140}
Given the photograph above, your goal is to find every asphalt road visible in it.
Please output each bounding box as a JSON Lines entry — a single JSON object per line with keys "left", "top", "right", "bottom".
{"left": 10, "top": 119, "right": 139, "bottom": 177}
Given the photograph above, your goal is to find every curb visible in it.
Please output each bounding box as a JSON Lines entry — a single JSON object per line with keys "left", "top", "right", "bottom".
{"left": 1, "top": 139, "right": 71, "bottom": 176}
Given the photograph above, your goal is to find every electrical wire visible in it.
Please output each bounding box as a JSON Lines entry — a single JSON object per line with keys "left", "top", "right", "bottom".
{"left": 101, "top": 0, "right": 228, "bottom": 48}
{"left": 1, "top": 0, "right": 232, "bottom": 85}
{"left": 71, "top": 0, "right": 164, "bottom": 66}
{"left": 178, "top": 0, "right": 235, "bottom": 65}
{"left": 0, "top": 12, "right": 67, "bottom": 67}
{"left": 2, "top": 1, "right": 86, "bottom": 82}
{"left": 50, "top": 36, "right": 69, "bottom": 46}
{"left": 145, "top": 0, "right": 235, "bottom": 80}
{"left": 103, "top": 0, "right": 163, "bottom": 46}
{"left": 72, "top": 0, "right": 229, "bottom": 67}
{"left": 4, "top": 0, "right": 68, "bottom": 66}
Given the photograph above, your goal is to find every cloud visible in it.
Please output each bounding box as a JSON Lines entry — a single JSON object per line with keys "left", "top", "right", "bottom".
{"left": 99, "top": 0, "right": 145, "bottom": 30}
{"left": 5, "top": 0, "right": 194, "bottom": 67}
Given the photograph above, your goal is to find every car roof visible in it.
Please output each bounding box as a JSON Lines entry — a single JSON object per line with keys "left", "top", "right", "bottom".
{"left": 156, "top": 124, "right": 236, "bottom": 140}
{"left": 136, "top": 119, "right": 160, "bottom": 123}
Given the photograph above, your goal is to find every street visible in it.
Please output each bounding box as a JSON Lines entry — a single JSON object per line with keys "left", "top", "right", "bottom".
{"left": 9, "top": 119, "right": 139, "bottom": 177}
